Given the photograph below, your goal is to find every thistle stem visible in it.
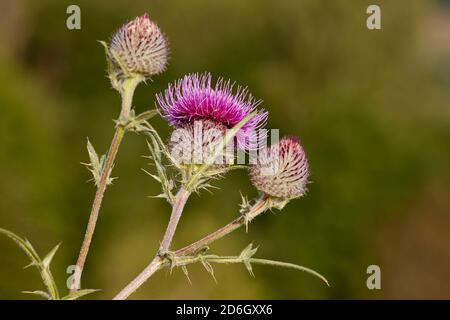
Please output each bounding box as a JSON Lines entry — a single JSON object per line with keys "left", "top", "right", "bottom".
{"left": 113, "top": 187, "right": 190, "bottom": 300}
{"left": 71, "top": 77, "right": 141, "bottom": 293}
{"left": 159, "top": 188, "right": 191, "bottom": 253}
{"left": 175, "top": 196, "right": 268, "bottom": 257}
{"left": 113, "top": 257, "right": 163, "bottom": 300}
{"left": 113, "top": 195, "right": 268, "bottom": 300}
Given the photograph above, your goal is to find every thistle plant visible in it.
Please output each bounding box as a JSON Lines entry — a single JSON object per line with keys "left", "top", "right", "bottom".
{"left": 1, "top": 12, "right": 328, "bottom": 300}
{"left": 71, "top": 13, "right": 168, "bottom": 293}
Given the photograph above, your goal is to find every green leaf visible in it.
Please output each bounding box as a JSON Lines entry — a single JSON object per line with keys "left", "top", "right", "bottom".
{"left": 42, "top": 243, "right": 61, "bottom": 269}
{"left": 82, "top": 139, "right": 102, "bottom": 185}
{"left": 0, "top": 228, "right": 60, "bottom": 299}
{"left": 172, "top": 243, "right": 329, "bottom": 287}
{"left": 237, "top": 244, "right": 258, "bottom": 277}
{"left": 248, "top": 258, "right": 330, "bottom": 287}
{"left": 23, "top": 261, "right": 38, "bottom": 269}
{"left": 62, "top": 289, "right": 100, "bottom": 300}
{"left": 134, "top": 110, "right": 158, "bottom": 123}
{"left": 200, "top": 258, "right": 217, "bottom": 283}
{"left": 243, "top": 260, "right": 255, "bottom": 277}
{"left": 22, "top": 290, "right": 51, "bottom": 300}
{"left": 86, "top": 139, "right": 100, "bottom": 168}
{"left": 145, "top": 134, "right": 176, "bottom": 204}
{"left": 239, "top": 243, "right": 258, "bottom": 260}
{"left": 0, "top": 229, "right": 41, "bottom": 270}
{"left": 98, "top": 40, "right": 113, "bottom": 74}
{"left": 82, "top": 139, "right": 115, "bottom": 186}
{"left": 98, "top": 40, "right": 121, "bottom": 91}
{"left": 181, "top": 266, "right": 192, "bottom": 285}
{"left": 119, "top": 109, "right": 159, "bottom": 133}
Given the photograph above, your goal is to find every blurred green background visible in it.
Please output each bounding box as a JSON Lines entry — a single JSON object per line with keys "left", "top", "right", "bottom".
{"left": 0, "top": 0, "right": 449, "bottom": 299}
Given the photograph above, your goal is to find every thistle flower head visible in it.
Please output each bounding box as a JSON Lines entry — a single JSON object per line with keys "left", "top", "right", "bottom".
{"left": 157, "top": 73, "right": 268, "bottom": 150}
{"left": 109, "top": 13, "right": 168, "bottom": 77}
{"left": 250, "top": 136, "right": 309, "bottom": 200}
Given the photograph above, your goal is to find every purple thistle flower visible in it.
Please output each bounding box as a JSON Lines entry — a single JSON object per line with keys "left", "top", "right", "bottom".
{"left": 157, "top": 73, "right": 268, "bottom": 150}
{"left": 109, "top": 13, "right": 168, "bottom": 77}
{"left": 250, "top": 136, "right": 309, "bottom": 199}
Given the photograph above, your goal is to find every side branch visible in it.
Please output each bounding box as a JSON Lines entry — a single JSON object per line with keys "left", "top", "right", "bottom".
{"left": 113, "top": 196, "right": 269, "bottom": 300}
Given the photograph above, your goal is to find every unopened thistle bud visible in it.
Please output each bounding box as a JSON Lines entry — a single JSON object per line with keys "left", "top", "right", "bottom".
{"left": 109, "top": 13, "right": 168, "bottom": 77}
{"left": 250, "top": 136, "right": 309, "bottom": 200}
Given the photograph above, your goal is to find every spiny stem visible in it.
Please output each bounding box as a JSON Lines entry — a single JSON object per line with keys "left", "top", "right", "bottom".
{"left": 113, "top": 196, "right": 269, "bottom": 300}
{"left": 71, "top": 77, "right": 142, "bottom": 293}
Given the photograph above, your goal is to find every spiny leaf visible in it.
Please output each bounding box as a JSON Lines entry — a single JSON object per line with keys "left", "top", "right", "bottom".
{"left": 172, "top": 243, "right": 329, "bottom": 287}
{"left": 22, "top": 290, "right": 51, "bottom": 300}
{"left": 82, "top": 139, "right": 102, "bottom": 185}
{"left": 243, "top": 260, "right": 255, "bottom": 277}
{"left": 98, "top": 40, "right": 121, "bottom": 91}
{"left": 98, "top": 40, "right": 114, "bottom": 75}
{"left": 0, "top": 228, "right": 60, "bottom": 299}
{"left": 99, "top": 155, "right": 106, "bottom": 168}
{"left": 42, "top": 243, "right": 61, "bottom": 269}
{"left": 200, "top": 258, "right": 217, "bottom": 283}
{"left": 86, "top": 139, "right": 101, "bottom": 169}
{"left": 24, "top": 261, "right": 38, "bottom": 269}
{"left": 142, "top": 169, "right": 161, "bottom": 183}
{"left": 181, "top": 266, "right": 192, "bottom": 285}
{"left": 145, "top": 136, "right": 175, "bottom": 204}
{"left": 0, "top": 229, "right": 41, "bottom": 269}
{"left": 238, "top": 244, "right": 258, "bottom": 277}
{"left": 134, "top": 110, "right": 158, "bottom": 123}
{"left": 239, "top": 194, "right": 252, "bottom": 232}
{"left": 83, "top": 139, "right": 115, "bottom": 186}
{"left": 62, "top": 289, "right": 100, "bottom": 300}
{"left": 120, "top": 110, "right": 159, "bottom": 133}
{"left": 239, "top": 243, "right": 258, "bottom": 260}
{"left": 248, "top": 258, "right": 330, "bottom": 287}
{"left": 148, "top": 193, "right": 169, "bottom": 200}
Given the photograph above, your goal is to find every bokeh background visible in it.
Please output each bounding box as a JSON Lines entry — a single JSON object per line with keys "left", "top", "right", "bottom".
{"left": 0, "top": 0, "right": 449, "bottom": 299}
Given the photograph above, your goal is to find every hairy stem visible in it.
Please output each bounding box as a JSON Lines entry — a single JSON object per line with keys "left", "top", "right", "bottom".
{"left": 113, "top": 195, "right": 269, "bottom": 300}
{"left": 159, "top": 188, "right": 191, "bottom": 252}
{"left": 113, "top": 257, "right": 164, "bottom": 300}
{"left": 71, "top": 77, "right": 142, "bottom": 293}
{"left": 113, "top": 188, "right": 190, "bottom": 300}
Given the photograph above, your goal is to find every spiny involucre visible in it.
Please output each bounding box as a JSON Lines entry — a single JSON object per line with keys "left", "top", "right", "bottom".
{"left": 157, "top": 72, "right": 268, "bottom": 150}
{"left": 250, "top": 136, "right": 309, "bottom": 200}
{"left": 109, "top": 13, "right": 168, "bottom": 77}
{"left": 169, "top": 119, "right": 232, "bottom": 165}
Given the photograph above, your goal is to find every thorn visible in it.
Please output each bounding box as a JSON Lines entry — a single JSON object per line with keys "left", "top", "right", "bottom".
{"left": 181, "top": 266, "right": 192, "bottom": 285}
